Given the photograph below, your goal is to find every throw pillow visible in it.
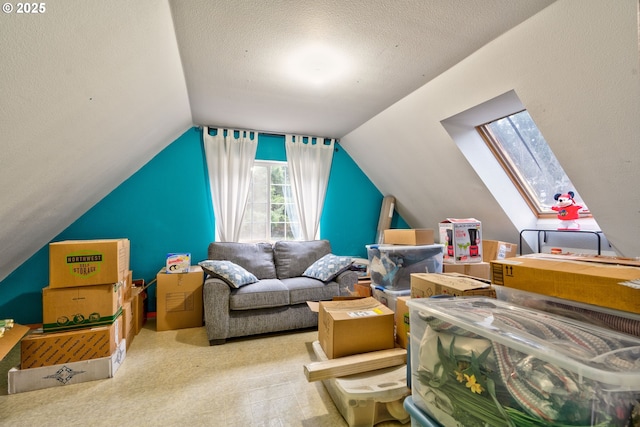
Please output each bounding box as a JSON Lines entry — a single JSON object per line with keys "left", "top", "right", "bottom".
{"left": 198, "top": 260, "right": 258, "bottom": 289}
{"left": 303, "top": 254, "right": 353, "bottom": 282}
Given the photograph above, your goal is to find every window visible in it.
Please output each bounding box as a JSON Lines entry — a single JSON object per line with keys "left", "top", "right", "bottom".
{"left": 239, "top": 161, "right": 300, "bottom": 242}
{"left": 477, "top": 110, "right": 589, "bottom": 218}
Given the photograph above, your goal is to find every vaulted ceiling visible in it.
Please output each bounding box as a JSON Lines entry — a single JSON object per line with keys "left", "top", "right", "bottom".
{"left": 169, "top": 0, "right": 556, "bottom": 137}
{"left": 2, "top": 0, "right": 639, "bottom": 282}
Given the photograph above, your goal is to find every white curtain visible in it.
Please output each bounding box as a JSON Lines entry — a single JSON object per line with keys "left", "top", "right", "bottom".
{"left": 203, "top": 127, "right": 258, "bottom": 242}
{"left": 285, "top": 134, "right": 335, "bottom": 240}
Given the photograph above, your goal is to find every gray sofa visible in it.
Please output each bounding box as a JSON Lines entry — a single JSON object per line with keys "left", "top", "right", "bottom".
{"left": 200, "top": 240, "right": 358, "bottom": 345}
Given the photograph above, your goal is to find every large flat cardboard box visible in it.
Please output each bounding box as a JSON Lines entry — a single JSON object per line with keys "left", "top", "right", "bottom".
{"left": 483, "top": 240, "right": 518, "bottom": 261}
{"left": 42, "top": 283, "right": 123, "bottom": 332}
{"left": 443, "top": 262, "right": 490, "bottom": 280}
{"left": 384, "top": 229, "right": 435, "bottom": 245}
{"left": 0, "top": 324, "right": 30, "bottom": 361}
{"left": 318, "top": 297, "right": 395, "bottom": 359}
{"left": 490, "top": 256, "right": 640, "bottom": 314}
{"left": 49, "top": 239, "right": 130, "bottom": 288}
{"left": 410, "top": 273, "right": 495, "bottom": 299}
{"left": 439, "top": 218, "right": 482, "bottom": 264}
{"left": 156, "top": 266, "right": 204, "bottom": 331}
{"left": 9, "top": 338, "right": 126, "bottom": 394}
{"left": 395, "top": 296, "right": 411, "bottom": 349}
{"left": 21, "top": 316, "right": 122, "bottom": 369}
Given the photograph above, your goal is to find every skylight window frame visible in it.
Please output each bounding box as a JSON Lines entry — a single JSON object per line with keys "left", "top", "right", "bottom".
{"left": 475, "top": 111, "right": 591, "bottom": 219}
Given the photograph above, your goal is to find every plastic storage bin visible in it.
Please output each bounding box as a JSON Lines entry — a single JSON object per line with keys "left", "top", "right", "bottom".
{"left": 370, "top": 284, "right": 410, "bottom": 313}
{"left": 366, "top": 244, "right": 444, "bottom": 290}
{"left": 407, "top": 297, "right": 640, "bottom": 427}
{"left": 403, "top": 396, "right": 441, "bottom": 427}
{"left": 494, "top": 285, "right": 640, "bottom": 338}
{"left": 311, "top": 341, "right": 410, "bottom": 427}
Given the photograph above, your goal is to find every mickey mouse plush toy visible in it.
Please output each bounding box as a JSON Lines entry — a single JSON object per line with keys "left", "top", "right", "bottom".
{"left": 552, "top": 191, "right": 582, "bottom": 230}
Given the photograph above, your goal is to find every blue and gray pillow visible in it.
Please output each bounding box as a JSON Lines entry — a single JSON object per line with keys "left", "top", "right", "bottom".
{"left": 199, "top": 260, "right": 258, "bottom": 289}
{"left": 303, "top": 254, "right": 353, "bottom": 282}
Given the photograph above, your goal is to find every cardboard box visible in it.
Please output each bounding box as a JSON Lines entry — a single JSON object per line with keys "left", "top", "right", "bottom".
{"left": 439, "top": 219, "right": 482, "bottom": 264}
{"left": 8, "top": 338, "right": 126, "bottom": 394}
{"left": 490, "top": 256, "right": 640, "bottom": 314}
{"left": 483, "top": 240, "right": 518, "bottom": 261}
{"left": 166, "top": 253, "right": 191, "bottom": 273}
{"left": 21, "top": 317, "right": 122, "bottom": 369}
{"left": 49, "top": 239, "right": 130, "bottom": 288}
{"left": 384, "top": 229, "right": 435, "bottom": 245}
{"left": 318, "top": 297, "right": 395, "bottom": 359}
{"left": 395, "top": 296, "right": 411, "bottom": 349}
{"left": 156, "top": 266, "right": 204, "bottom": 331}
{"left": 410, "top": 272, "right": 495, "bottom": 299}
{"left": 443, "top": 262, "right": 491, "bottom": 280}
{"left": 0, "top": 324, "right": 30, "bottom": 360}
{"left": 121, "top": 297, "right": 135, "bottom": 350}
{"left": 354, "top": 280, "right": 373, "bottom": 297}
{"left": 123, "top": 270, "right": 133, "bottom": 301}
{"left": 131, "top": 286, "right": 147, "bottom": 334}
{"left": 42, "top": 283, "right": 123, "bottom": 333}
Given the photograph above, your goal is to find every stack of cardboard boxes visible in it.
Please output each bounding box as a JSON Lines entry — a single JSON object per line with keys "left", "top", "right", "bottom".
{"left": 361, "top": 224, "right": 517, "bottom": 350}
{"left": 8, "top": 238, "right": 145, "bottom": 394}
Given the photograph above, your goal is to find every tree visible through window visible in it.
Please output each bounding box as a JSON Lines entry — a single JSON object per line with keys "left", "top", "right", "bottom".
{"left": 240, "top": 161, "right": 300, "bottom": 242}
{"left": 477, "top": 110, "right": 589, "bottom": 217}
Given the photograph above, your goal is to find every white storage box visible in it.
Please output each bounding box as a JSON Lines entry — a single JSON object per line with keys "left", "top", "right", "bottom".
{"left": 8, "top": 338, "right": 126, "bottom": 394}
{"left": 367, "top": 244, "right": 443, "bottom": 290}
{"left": 407, "top": 297, "right": 640, "bottom": 427}
{"left": 312, "top": 340, "right": 410, "bottom": 427}
{"left": 370, "top": 285, "right": 410, "bottom": 313}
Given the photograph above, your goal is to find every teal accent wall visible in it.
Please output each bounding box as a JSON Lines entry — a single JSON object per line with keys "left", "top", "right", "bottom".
{"left": 0, "top": 127, "right": 406, "bottom": 324}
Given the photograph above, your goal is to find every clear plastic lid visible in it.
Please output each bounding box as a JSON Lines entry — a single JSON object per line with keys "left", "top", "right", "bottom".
{"left": 407, "top": 297, "right": 640, "bottom": 387}
{"left": 366, "top": 243, "right": 444, "bottom": 251}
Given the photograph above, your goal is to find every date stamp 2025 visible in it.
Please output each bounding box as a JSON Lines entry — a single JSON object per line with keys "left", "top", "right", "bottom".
{"left": 2, "top": 2, "right": 47, "bottom": 14}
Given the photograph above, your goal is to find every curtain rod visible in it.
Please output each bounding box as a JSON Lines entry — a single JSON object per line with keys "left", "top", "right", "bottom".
{"left": 198, "top": 125, "right": 338, "bottom": 142}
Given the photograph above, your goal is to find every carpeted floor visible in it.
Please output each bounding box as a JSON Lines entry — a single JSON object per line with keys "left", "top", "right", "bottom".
{"left": 0, "top": 320, "right": 408, "bottom": 426}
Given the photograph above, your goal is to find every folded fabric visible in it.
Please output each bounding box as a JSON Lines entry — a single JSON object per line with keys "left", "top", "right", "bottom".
{"left": 198, "top": 260, "right": 258, "bottom": 289}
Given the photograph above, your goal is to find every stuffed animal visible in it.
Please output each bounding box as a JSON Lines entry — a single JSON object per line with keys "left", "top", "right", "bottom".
{"left": 552, "top": 191, "right": 582, "bottom": 230}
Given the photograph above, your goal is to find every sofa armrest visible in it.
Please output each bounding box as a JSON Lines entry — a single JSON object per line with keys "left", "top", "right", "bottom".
{"left": 203, "top": 277, "right": 231, "bottom": 344}
{"left": 335, "top": 270, "right": 358, "bottom": 296}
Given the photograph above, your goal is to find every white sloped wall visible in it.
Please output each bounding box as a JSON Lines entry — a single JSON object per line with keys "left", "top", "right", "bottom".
{"left": 0, "top": 0, "right": 192, "bottom": 281}
{"left": 341, "top": 0, "right": 640, "bottom": 256}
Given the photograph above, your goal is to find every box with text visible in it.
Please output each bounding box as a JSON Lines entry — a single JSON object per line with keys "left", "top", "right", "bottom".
{"left": 49, "top": 239, "right": 130, "bottom": 288}
{"left": 318, "top": 297, "right": 395, "bottom": 359}
{"left": 438, "top": 218, "right": 482, "bottom": 264}
{"left": 156, "top": 266, "right": 204, "bottom": 331}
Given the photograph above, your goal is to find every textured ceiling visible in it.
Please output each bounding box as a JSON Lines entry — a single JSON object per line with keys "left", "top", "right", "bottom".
{"left": 170, "top": 0, "right": 556, "bottom": 138}
{"left": 0, "top": 0, "right": 556, "bottom": 282}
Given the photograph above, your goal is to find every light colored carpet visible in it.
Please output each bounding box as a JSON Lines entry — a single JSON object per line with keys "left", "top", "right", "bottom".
{"left": 0, "top": 320, "right": 408, "bottom": 427}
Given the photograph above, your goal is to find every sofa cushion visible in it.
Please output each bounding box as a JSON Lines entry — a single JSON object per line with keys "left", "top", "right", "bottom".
{"left": 273, "top": 240, "right": 332, "bottom": 279}
{"left": 229, "top": 279, "right": 290, "bottom": 310}
{"left": 303, "top": 253, "right": 353, "bottom": 282}
{"left": 198, "top": 260, "right": 258, "bottom": 289}
{"left": 208, "top": 242, "right": 277, "bottom": 279}
{"left": 281, "top": 277, "right": 341, "bottom": 305}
